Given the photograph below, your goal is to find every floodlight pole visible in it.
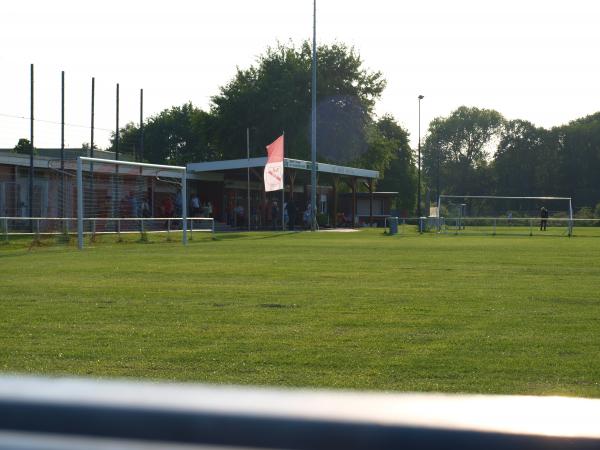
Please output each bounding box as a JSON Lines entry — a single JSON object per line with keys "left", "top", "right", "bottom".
{"left": 310, "top": 0, "right": 317, "bottom": 231}
{"left": 91, "top": 78, "right": 95, "bottom": 160}
{"left": 140, "top": 88, "right": 145, "bottom": 235}
{"left": 139, "top": 89, "right": 144, "bottom": 162}
{"left": 89, "top": 77, "right": 95, "bottom": 228}
{"left": 61, "top": 71, "right": 65, "bottom": 224}
{"left": 417, "top": 95, "right": 424, "bottom": 218}
{"left": 114, "top": 83, "right": 120, "bottom": 233}
{"left": 29, "top": 64, "right": 34, "bottom": 227}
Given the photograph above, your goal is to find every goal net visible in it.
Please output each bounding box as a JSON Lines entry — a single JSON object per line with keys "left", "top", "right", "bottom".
{"left": 437, "top": 195, "right": 574, "bottom": 237}
{"left": 73, "top": 157, "right": 195, "bottom": 249}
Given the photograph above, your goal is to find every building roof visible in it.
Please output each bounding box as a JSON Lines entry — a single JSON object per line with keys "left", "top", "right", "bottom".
{"left": 187, "top": 157, "right": 379, "bottom": 179}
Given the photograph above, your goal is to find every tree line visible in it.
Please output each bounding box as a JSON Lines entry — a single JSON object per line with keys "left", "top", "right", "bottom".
{"left": 14, "top": 41, "right": 594, "bottom": 214}
{"left": 422, "top": 106, "right": 600, "bottom": 211}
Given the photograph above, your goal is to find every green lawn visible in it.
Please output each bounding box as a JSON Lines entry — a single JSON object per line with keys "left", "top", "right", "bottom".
{"left": 1, "top": 230, "right": 600, "bottom": 397}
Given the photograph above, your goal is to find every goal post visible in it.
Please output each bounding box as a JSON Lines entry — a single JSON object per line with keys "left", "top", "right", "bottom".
{"left": 437, "top": 195, "right": 574, "bottom": 237}
{"left": 76, "top": 156, "right": 188, "bottom": 250}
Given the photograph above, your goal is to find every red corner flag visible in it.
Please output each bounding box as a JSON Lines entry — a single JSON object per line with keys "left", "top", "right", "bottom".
{"left": 264, "top": 135, "right": 284, "bottom": 192}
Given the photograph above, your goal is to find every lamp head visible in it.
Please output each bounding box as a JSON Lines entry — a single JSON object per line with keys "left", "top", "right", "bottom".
{"left": 418, "top": 95, "right": 424, "bottom": 100}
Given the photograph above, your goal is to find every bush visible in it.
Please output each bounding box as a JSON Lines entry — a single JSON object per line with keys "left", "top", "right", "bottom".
{"left": 576, "top": 207, "right": 594, "bottom": 219}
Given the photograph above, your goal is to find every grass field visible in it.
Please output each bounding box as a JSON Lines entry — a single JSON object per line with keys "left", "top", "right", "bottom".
{"left": 1, "top": 229, "right": 600, "bottom": 397}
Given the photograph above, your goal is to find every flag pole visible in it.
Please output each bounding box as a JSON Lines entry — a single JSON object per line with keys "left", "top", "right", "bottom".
{"left": 247, "top": 127, "right": 250, "bottom": 232}
{"left": 282, "top": 131, "right": 285, "bottom": 232}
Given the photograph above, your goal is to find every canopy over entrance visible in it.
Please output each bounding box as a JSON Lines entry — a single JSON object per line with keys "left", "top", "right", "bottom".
{"left": 186, "top": 157, "right": 381, "bottom": 230}
{"left": 187, "top": 157, "right": 378, "bottom": 179}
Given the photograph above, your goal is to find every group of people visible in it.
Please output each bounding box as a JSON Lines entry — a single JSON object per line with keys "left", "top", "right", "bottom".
{"left": 190, "top": 193, "right": 213, "bottom": 218}
{"left": 121, "top": 192, "right": 151, "bottom": 218}
{"left": 226, "top": 199, "right": 316, "bottom": 230}
{"left": 157, "top": 191, "right": 212, "bottom": 219}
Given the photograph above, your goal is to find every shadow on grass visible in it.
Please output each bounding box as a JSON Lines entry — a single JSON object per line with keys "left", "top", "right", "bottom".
{"left": 212, "top": 232, "right": 298, "bottom": 241}
{"left": 251, "top": 232, "right": 299, "bottom": 240}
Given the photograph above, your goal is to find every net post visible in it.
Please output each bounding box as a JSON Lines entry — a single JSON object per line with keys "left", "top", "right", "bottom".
{"left": 77, "top": 157, "right": 84, "bottom": 250}
{"left": 182, "top": 169, "right": 188, "bottom": 246}
{"left": 437, "top": 195, "right": 442, "bottom": 232}
{"left": 2, "top": 217, "right": 8, "bottom": 243}
{"left": 568, "top": 198, "right": 573, "bottom": 237}
{"left": 493, "top": 218, "right": 496, "bottom": 236}
{"left": 529, "top": 218, "right": 533, "bottom": 236}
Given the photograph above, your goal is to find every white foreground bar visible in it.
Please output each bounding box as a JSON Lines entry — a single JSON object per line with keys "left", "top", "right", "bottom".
{"left": 0, "top": 376, "right": 599, "bottom": 449}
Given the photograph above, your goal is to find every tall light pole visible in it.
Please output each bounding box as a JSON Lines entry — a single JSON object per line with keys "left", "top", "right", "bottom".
{"left": 417, "top": 94, "right": 424, "bottom": 218}
{"left": 310, "top": 0, "right": 317, "bottom": 231}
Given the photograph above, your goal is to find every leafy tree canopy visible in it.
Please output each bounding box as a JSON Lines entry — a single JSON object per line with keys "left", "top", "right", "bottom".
{"left": 210, "top": 41, "right": 387, "bottom": 164}
{"left": 13, "top": 138, "right": 33, "bottom": 154}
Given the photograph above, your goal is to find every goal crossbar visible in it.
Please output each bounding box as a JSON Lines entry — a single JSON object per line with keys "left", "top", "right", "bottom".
{"left": 438, "top": 195, "right": 572, "bottom": 201}
{"left": 76, "top": 157, "right": 188, "bottom": 249}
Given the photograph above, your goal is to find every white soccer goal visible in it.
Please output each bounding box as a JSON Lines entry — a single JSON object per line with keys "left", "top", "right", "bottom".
{"left": 436, "top": 195, "right": 574, "bottom": 237}
{"left": 76, "top": 157, "right": 191, "bottom": 249}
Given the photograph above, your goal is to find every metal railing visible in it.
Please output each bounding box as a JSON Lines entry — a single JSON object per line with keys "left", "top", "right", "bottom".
{"left": 378, "top": 216, "right": 600, "bottom": 237}
{"left": 0, "top": 375, "right": 599, "bottom": 449}
{"left": 1, "top": 216, "right": 215, "bottom": 244}
{"left": 436, "top": 216, "right": 600, "bottom": 237}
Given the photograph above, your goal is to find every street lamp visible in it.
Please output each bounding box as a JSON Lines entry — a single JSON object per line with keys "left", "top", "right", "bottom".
{"left": 417, "top": 94, "right": 424, "bottom": 218}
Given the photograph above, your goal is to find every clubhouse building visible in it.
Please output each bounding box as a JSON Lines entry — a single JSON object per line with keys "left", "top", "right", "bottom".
{"left": 0, "top": 149, "right": 396, "bottom": 230}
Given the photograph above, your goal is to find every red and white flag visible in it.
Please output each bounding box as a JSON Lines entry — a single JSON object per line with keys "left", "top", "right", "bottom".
{"left": 264, "top": 135, "right": 284, "bottom": 192}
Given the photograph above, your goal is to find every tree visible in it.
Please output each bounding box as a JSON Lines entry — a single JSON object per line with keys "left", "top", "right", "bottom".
{"left": 493, "top": 120, "right": 550, "bottom": 196}
{"left": 113, "top": 103, "right": 217, "bottom": 165}
{"left": 422, "top": 106, "right": 504, "bottom": 196}
{"left": 370, "top": 115, "right": 416, "bottom": 213}
{"left": 13, "top": 138, "right": 34, "bottom": 155}
{"left": 210, "top": 41, "right": 387, "bottom": 164}
{"left": 554, "top": 113, "right": 600, "bottom": 206}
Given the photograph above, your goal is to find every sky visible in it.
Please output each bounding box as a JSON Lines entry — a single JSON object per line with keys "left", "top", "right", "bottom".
{"left": 1, "top": 0, "right": 599, "bottom": 151}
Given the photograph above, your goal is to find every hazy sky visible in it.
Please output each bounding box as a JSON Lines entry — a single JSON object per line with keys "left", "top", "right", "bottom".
{"left": 1, "top": 0, "right": 598, "bottom": 151}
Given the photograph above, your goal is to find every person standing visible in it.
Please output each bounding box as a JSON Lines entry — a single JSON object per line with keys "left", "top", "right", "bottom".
{"left": 540, "top": 206, "right": 549, "bottom": 231}
{"left": 287, "top": 200, "right": 297, "bottom": 231}
{"left": 141, "top": 196, "right": 151, "bottom": 218}
{"left": 162, "top": 195, "right": 174, "bottom": 229}
{"left": 191, "top": 193, "right": 200, "bottom": 217}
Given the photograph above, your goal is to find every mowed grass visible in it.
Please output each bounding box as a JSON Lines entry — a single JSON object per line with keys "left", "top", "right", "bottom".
{"left": 1, "top": 229, "right": 600, "bottom": 397}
